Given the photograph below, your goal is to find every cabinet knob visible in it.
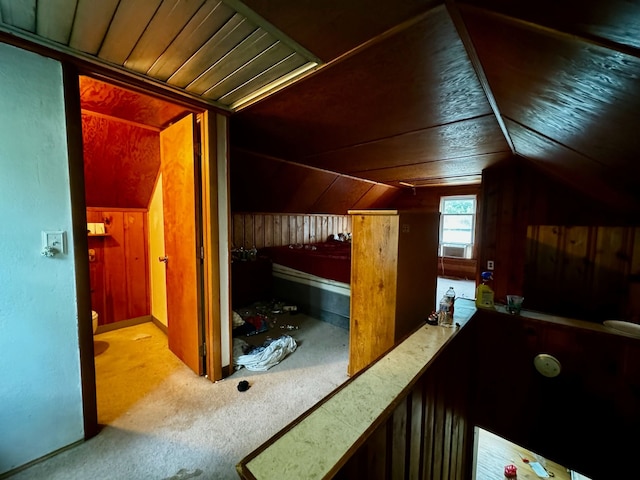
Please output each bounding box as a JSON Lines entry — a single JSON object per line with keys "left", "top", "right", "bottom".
{"left": 159, "top": 256, "right": 168, "bottom": 263}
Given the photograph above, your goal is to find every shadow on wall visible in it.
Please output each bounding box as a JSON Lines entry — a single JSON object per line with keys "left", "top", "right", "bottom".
{"left": 524, "top": 225, "right": 640, "bottom": 322}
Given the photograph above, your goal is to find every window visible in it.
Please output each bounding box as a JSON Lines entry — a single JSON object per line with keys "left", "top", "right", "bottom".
{"left": 439, "top": 195, "right": 476, "bottom": 259}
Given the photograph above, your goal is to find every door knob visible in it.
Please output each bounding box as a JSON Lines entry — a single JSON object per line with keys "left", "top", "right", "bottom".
{"left": 159, "top": 256, "right": 168, "bottom": 263}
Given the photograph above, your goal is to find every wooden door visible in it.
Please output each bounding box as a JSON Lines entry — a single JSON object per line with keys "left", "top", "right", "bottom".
{"left": 160, "top": 114, "right": 203, "bottom": 375}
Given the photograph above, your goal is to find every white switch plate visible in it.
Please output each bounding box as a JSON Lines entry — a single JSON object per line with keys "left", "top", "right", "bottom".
{"left": 42, "top": 231, "right": 66, "bottom": 254}
{"left": 487, "top": 260, "right": 494, "bottom": 270}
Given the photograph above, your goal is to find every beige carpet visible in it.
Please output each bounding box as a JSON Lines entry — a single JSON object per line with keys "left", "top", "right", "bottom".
{"left": 11, "top": 313, "right": 349, "bottom": 480}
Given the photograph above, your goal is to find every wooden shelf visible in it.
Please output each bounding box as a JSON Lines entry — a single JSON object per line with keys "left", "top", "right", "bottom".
{"left": 88, "top": 233, "right": 111, "bottom": 237}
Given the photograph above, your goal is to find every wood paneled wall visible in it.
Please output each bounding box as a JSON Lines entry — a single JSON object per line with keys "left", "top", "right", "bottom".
{"left": 479, "top": 159, "right": 640, "bottom": 320}
{"left": 87, "top": 209, "right": 150, "bottom": 325}
{"left": 473, "top": 309, "right": 640, "bottom": 480}
{"left": 232, "top": 212, "right": 352, "bottom": 249}
{"left": 336, "top": 321, "right": 474, "bottom": 480}
{"left": 525, "top": 225, "right": 640, "bottom": 321}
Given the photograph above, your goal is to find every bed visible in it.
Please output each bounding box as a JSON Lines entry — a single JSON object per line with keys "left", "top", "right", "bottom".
{"left": 260, "top": 240, "right": 352, "bottom": 329}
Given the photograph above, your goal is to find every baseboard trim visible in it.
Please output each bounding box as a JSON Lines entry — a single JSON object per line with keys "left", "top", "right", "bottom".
{"left": 94, "top": 315, "right": 152, "bottom": 334}
{"left": 0, "top": 439, "right": 84, "bottom": 479}
{"left": 151, "top": 316, "right": 168, "bottom": 335}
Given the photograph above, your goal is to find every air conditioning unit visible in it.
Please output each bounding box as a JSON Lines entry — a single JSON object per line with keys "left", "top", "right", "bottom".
{"left": 441, "top": 245, "right": 466, "bottom": 258}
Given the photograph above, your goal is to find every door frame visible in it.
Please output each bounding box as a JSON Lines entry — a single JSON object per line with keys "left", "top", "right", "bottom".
{"left": 63, "top": 64, "right": 231, "bottom": 439}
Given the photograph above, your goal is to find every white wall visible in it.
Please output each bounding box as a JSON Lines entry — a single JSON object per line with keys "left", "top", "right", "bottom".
{"left": 0, "top": 43, "right": 84, "bottom": 473}
{"left": 149, "top": 173, "right": 168, "bottom": 327}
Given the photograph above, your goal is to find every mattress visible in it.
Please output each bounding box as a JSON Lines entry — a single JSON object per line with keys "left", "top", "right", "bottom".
{"left": 260, "top": 240, "right": 351, "bottom": 284}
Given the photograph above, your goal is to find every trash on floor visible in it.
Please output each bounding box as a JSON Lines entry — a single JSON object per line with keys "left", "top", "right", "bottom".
{"left": 233, "top": 335, "right": 297, "bottom": 372}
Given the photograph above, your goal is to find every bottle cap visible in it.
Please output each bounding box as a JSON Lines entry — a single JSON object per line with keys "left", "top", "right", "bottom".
{"left": 481, "top": 271, "right": 493, "bottom": 281}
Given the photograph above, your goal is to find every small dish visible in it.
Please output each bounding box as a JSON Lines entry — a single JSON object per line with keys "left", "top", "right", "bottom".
{"left": 603, "top": 320, "right": 640, "bottom": 338}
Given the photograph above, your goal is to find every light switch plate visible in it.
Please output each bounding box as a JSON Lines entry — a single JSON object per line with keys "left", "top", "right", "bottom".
{"left": 42, "top": 231, "right": 66, "bottom": 255}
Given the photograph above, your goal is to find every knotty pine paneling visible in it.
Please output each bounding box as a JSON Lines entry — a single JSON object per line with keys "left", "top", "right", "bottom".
{"left": 87, "top": 209, "right": 149, "bottom": 325}
{"left": 232, "top": 213, "right": 352, "bottom": 249}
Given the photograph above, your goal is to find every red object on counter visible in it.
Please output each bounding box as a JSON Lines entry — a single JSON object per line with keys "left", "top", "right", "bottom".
{"left": 504, "top": 464, "right": 517, "bottom": 478}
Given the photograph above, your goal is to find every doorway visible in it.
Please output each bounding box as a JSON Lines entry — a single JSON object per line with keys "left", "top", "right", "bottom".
{"left": 79, "top": 75, "right": 209, "bottom": 424}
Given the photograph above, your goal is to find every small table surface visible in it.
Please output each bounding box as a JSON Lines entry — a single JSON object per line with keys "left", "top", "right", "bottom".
{"left": 476, "top": 428, "right": 575, "bottom": 480}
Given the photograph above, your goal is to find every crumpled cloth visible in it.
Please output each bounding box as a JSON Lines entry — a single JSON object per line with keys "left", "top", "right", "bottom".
{"left": 233, "top": 335, "right": 297, "bottom": 371}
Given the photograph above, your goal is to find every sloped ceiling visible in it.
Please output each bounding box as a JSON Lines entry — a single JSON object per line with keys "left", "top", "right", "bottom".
{"left": 1, "top": 0, "right": 639, "bottom": 210}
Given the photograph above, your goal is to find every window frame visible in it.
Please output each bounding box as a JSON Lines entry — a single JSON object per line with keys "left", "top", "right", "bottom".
{"left": 438, "top": 194, "right": 476, "bottom": 259}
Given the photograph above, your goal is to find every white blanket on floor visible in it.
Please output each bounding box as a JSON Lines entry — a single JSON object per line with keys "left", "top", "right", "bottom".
{"left": 234, "top": 335, "right": 297, "bottom": 372}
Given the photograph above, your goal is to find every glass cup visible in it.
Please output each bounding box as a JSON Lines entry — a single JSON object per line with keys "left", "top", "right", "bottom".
{"left": 506, "top": 295, "right": 524, "bottom": 314}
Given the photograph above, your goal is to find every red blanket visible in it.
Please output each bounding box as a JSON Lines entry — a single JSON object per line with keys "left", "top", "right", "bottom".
{"left": 260, "top": 241, "right": 351, "bottom": 284}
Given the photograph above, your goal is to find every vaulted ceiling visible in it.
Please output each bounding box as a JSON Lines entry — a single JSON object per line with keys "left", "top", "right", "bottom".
{"left": 1, "top": 0, "right": 639, "bottom": 209}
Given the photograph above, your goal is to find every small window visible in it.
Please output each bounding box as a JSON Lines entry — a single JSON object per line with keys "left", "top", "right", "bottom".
{"left": 439, "top": 195, "right": 476, "bottom": 259}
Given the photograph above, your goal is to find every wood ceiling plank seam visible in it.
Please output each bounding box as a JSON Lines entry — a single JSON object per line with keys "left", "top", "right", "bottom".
{"left": 69, "top": 0, "right": 120, "bottom": 54}
{"left": 123, "top": 0, "right": 208, "bottom": 74}
{"left": 165, "top": 13, "right": 256, "bottom": 88}
{"left": 0, "top": 0, "right": 35, "bottom": 32}
{"left": 222, "top": 0, "right": 320, "bottom": 64}
{"left": 98, "top": 0, "right": 163, "bottom": 65}
{"left": 36, "top": 0, "right": 78, "bottom": 45}
{"left": 215, "top": 52, "right": 307, "bottom": 105}
{"left": 504, "top": 115, "right": 612, "bottom": 172}
{"left": 81, "top": 108, "right": 161, "bottom": 133}
{"left": 300, "top": 112, "right": 499, "bottom": 161}
{"left": 346, "top": 150, "right": 512, "bottom": 175}
{"left": 231, "top": 147, "right": 388, "bottom": 187}
{"left": 194, "top": 40, "right": 293, "bottom": 100}
{"left": 446, "top": 0, "right": 515, "bottom": 154}
{"left": 184, "top": 28, "right": 276, "bottom": 95}
{"left": 307, "top": 175, "right": 342, "bottom": 214}
{"left": 145, "top": 0, "right": 236, "bottom": 79}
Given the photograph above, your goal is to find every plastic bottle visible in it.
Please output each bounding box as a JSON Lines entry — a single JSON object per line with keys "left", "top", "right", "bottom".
{"left": 438, "top": 287, "right": 455, "bottom": 327}
{"left": 475, "top": 271, "right": 495, "bottom": 309}
{"left": 445, "top": 286, "right": 456, "bottom": 318}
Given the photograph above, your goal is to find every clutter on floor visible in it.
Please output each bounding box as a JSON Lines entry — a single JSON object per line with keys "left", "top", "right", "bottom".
{"left": 233, "top": 335, "right": 297, "bottom": 372}
{"left": 232, "top": 299, "right": 301, "bottom": 372}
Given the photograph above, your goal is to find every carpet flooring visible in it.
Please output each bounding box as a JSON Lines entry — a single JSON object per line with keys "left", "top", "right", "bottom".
{"left": 10, "top": 313, "right": 349, "bottom": 480}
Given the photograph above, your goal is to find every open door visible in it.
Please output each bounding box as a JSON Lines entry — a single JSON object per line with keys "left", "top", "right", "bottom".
{"left": 160, "top": 113, "right": 204, "bottom": 375}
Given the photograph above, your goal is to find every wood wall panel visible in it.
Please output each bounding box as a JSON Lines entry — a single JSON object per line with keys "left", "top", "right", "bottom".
{"left": 479, "top": 159, "right": 640, "bottom": 320}
{"left": 336, "top": 319, "right": 474, "bottom": 480}
{"left": 86, "top": 209, "right": 149, "bottom": 325}
{"left": 474, "top": 309, "right": 640, "bottom": 480}
{"left": 231, "top": 212, "right": 352, "bottom": 249}
{"left": 525, "top": 225, "right": 639, "bottom": 321}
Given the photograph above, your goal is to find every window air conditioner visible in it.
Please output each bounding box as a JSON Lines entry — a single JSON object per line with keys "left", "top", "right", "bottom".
{"left": 441, "top": 245, "right": 466, "bottom": 258}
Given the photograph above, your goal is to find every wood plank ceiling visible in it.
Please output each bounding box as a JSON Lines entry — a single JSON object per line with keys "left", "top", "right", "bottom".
{"left": 1, "top": 0, "right": 639, "bottom": 208}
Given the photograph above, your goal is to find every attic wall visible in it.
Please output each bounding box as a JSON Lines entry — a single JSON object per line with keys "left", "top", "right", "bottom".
{"left": 392, "top": 183, "right": 482, "bottom": 280}
{"left": 230, "top": 148, "right": 400, "bottom": 214}
{"left": 232, "top": 213, "right": 351, "bottom": 250}
{"left": 480, "top": 159, "right": 640, "bottom": 321}
{"left": 82, "top": 112, "right": 160, "bottom": 209}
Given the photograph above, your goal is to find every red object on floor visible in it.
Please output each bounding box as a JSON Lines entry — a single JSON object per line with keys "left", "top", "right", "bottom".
{"left": 504, "top": 464, "right": 517, "bottom": 478}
